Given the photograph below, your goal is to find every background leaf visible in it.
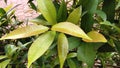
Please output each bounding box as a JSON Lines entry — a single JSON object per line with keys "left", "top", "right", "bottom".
{"left": 0, "top": 25, "right": 49, "bottom": 40}
{"left": 67, "top": 6, "right": 82, "bottom": 24}
{"left": 77, "top": 42, "right": 102, "bottom": 67}
{"left": 37, "top": 0, "right": 57, "bottom": 25}
{"left": 80, "top": 0, "right": 98, "bottom": 32}
{"left": 57, "top": 0, "right": 67, "bottom": 22}
{"left": 58, "top": 33, "right": 68, "bottom": 68}
{"left": 27, "top": 31, "right": 56, "bottom": 68}
{"left": 103, "top": 0, "right": 115, "bottom": 22}
{"left": 67, "top": 59, "right": 76, "bottom": 68}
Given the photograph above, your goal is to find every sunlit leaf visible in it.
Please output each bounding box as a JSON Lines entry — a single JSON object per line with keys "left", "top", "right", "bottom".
{"left": 0, "top": 59, "right": 11, "bottom": 68}
{"left": 37, "top": 0, "right": 57, "bottom": 25}
{"left": 0, "top": 25, "right": 49, "bottom": 40}
{"left": 52, "top": 22, "right": 91, "bottom": 40}
{"left": 67, "top": 6, "right": 82, "bottom": 24}
{"left": 58, "top": 33, "right": 68, "bottom": 68}
{"left": 82, "top": 31, "right": 107, "bottom": 42}
{"left": 4, "top": 4, "right": 13, "bottom": 12}
{"left": 27, "top": 31, "right": 56, "bottom": 68}
{"left": 0, "top": 55, "right": 7, "bottom": 60}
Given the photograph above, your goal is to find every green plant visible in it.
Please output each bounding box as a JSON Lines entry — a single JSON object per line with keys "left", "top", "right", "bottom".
{"left": 0, "top": 0, "right": 120, "bottom": 68}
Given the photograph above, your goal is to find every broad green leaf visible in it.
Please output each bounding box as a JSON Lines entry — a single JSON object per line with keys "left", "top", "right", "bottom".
{"left": 51, "top": 22, "right": 92, "bottom": 40}
{"left": 82, "top": 31, "right": 107, "bottom": 42}
{"left": 67, "top": 6, "right": 82, "bottom": 24}
{"left": 67, "top": 59, "right": 76, "bottom": 68}
{"left": 0, "top": 55, "right": 7, "bottom": 60}
{"left": 27, "top": 31, "right": 56, "bottom": 68}
{"left": 57, "top": 0, "right": 67, "bottom": 22}
{"left": 67, "top": 53, "right": 77, "bottom": 59}
{"left": 0, "top": 25, "right": 49, "bottom": 40}
{"left": 0, "top": 59, "right": 11, "bottom": 68}
{"left": 68, "top": 37, "right": 81, "bottom": 50}
{"left": 79, "top": 0, "right": 98, "bottom": 13}
{"left": 77, "top": 43, "right": 99, "bottom": 67}
{"left": 37, "top": 0, "right": 57, "bottom": 25}
{"left": 58, "top": 33, "right": 68, "bottom": 68}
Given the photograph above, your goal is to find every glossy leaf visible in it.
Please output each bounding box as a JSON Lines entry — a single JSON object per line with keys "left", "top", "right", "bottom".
{"left": 57, "top": 0, "right": 67, "bottom": 22}
{"left": 58, "top": 33, "right": 68, "bottom": 68}
{"left": 0, "top": 59, "right": 11, "bottom": 68}
{"left": 83, "top": 31, "right": 107, "bottom": 42}
{"left": 52, "top": 22, "right": 91, "bottom": 40}
{"left": 36, "top": 0, "right": 57, "bottom": 25}
{"left": 0, "top": 25, "right": 49, "bottom": 40}
{"left": 67, "top": 6, "right": 82, "bottom": 24}
{"left": 77, "top": 43, "right": 98, "bottom": 67}
{"left": 27, "top": 31, "right": 56, "bottom": 68}
{"left": 67, "top": 59, "right": 76, "bottom": 68}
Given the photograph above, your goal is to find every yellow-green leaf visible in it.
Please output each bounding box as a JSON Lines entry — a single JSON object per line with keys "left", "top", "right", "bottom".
{"left": 4, "top": 4, "right": 13, "bottom": 12}
{"left": 58, "top": 33, "right": 68, "bottom": 68}
{"left": 51, "top": 22, "right": 91, "bottom": 40}
{"left": 82, "top": 31, "right": 107, "bottom": 42}
{"left": 27, "top": 31, "right": 56, "bottom": 68}
{"left": 0, "top": 55, "right": 7, "bottom": 60}
{"left": 67, "top": 6, "right": 82, "bottom": 24}
{"left": 37, "top": 0, "right": 57, "bottom": 25}
{"left": 0, "top": 25, "right": 49, "bottom": 40}
{"left": 0, "top": 59, "right": 11, "bottom": 68}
